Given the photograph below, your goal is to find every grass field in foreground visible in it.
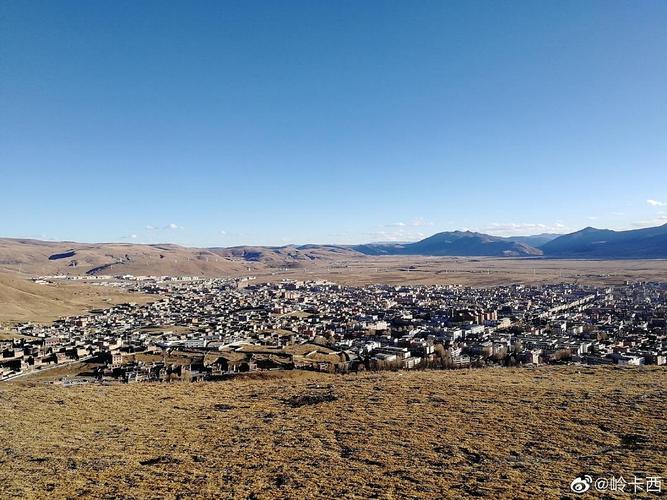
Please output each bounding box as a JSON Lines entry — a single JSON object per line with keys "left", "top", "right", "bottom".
{"left": 0, "top": 366, "right": 665, "bottom": 499}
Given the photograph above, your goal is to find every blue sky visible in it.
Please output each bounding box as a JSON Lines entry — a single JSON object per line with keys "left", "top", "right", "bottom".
{"left": 1, "top": 0, "right": 666, "bottom": 247}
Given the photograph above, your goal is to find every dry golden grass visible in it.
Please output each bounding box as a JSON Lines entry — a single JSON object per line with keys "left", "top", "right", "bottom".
{"left": 0, "top": 367, "right": 664, "bottom": 499}
{"left": 0, "top": 238, "right": 258, "bottom": 277}
{"left": 0, "top": 272, "right": 153, "bottom": 324}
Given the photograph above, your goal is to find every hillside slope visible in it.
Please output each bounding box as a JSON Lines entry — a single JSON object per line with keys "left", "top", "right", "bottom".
{"left": 209, "top": 245, "right": 362, "bottom": 267}
{"left": 542, "top": 224, "right": 667, "bottom": 258}
{"left": 0, "top": 367, "right": 664, "bottom": 498}
{"left": 354, "top": 231, "right": 543, "bottom": 257}
{"left": 0, "top": 239, "right": 259, "bottom": 276}
{"left": 0, "top": 272, "right": 152, "bottom": 323}
{"left": 505, "top": 233, "right": 561, "bottom": 247}
{"left": 0, "top": 239, "right": 361, "bottom": 277}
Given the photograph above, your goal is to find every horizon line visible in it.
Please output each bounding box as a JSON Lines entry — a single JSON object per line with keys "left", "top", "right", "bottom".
{"left": 3, "top": 222, "right": 666, "bottom": 249}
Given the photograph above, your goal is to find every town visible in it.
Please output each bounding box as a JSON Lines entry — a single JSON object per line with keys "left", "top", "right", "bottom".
{"left": 1, "top": 276, "right": 666, "bottom": 383}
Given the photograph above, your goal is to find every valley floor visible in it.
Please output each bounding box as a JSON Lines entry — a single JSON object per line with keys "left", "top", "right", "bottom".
{"left": 0, "top": 366, "right": 665, "bottom": 499}
{"left": 256, "top": 256, "right": 667, "bottom": 287}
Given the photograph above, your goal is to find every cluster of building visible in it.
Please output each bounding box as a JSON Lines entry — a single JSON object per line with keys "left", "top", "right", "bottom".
{"left": 1, "top": 276, "right": 665, "bottom": 382}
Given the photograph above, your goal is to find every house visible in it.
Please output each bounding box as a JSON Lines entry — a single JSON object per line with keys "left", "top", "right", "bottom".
{"left": 207, "top": 353, "right": 255, "bottom": 374}
{"left": 617, "top": 355, "right": 645, "bottom": 366}
{"left": 111, "top": 352, "right": 124, "bottom": 366}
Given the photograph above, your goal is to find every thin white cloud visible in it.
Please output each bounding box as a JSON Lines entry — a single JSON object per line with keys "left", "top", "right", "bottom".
{"left": 409, "top": 217, "right": 433, "bottom": 227}
{"left": 219, "top": 230, "right": 227, "bottom": 236}
{"left": 385, "top": 217, "right": 433, "bottom": 228}
{"left": 365, "top": 227, "right": 426, "bottom": 242}
{"left": 647, "top": 199, "right": 665, "bottom": 207}
{"left": 20, "top": 233, "right": 58, "bottom": 241}
{"left": 628, "top": 215, "right": 667, "bottom": 228}
{"left": 146, "top": 223, "right": 183, "bottom": 231}
{"left": 482, "top": 222, "right": 568, "bottom": 237}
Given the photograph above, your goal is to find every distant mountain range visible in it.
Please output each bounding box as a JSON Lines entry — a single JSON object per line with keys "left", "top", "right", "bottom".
{"left": 352, "top": 224, "right": 667, "bottom": 258}
{"left": 539, "top": 224, "right": 667, "bottom": 258}
{"left": 351, "top": 231, "right": 547, "bottom": 257}
{"left": 0, "top": 224, "right": 665, "bottom": 277}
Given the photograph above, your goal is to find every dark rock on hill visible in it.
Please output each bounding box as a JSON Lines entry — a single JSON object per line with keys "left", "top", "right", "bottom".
{"left": 48, "top": 250, "right": 76, "bottom": 260}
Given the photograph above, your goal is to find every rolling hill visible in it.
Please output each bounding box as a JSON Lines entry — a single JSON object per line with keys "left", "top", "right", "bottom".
{"left": 0, "top": 239, "right": 254, "bottom": 277}
{"left": 0, "top": 223, "right": 665, "bottom": 279}
{"left": 210, "top": 245, "right": 361, "bottom": 267}
{"left": 0, "top": 239, "right": 361, "bottom": 277}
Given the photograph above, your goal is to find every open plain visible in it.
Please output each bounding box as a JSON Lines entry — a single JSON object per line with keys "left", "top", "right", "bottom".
{"left": 254, "top": 256, "right": 667, "bottom": 287}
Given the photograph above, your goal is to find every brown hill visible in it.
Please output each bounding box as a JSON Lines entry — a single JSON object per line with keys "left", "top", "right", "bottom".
{"left": 210, "top": 245, "right": 361, "bottom": 268}
{"left": 0, "top": 239, "right": 360, "bottom": 277}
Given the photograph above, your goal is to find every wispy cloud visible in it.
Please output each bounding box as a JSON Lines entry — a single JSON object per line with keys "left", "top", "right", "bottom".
{"left": 365, "top": 227, "right": 426, "bottom": 242}
{"left": 145, "top": 223, "right": 183, "bottom": 231}
{"left": 22, "top": 233, "right": 58, "bottom": 241}
{"left": 385, "top": 217, "right": 433, "bottom": 228}
{"left": 646, "top": 199, "right": 665, "bottom": 207}
{"left": 628, "top": 214, "right": 667, "bottom": 228}
{"left": 481, "top": 222, "right": 567, "bottom": 237}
